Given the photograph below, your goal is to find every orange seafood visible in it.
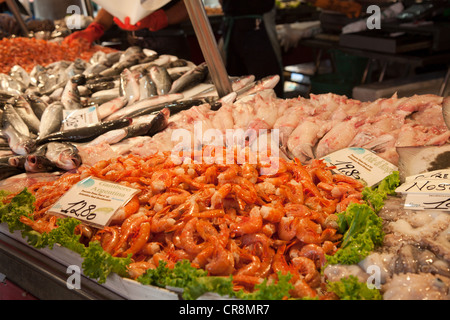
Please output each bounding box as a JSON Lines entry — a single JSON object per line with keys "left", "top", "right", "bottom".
{"left": 0, "top": 37, "right": 115, "bottom": 74}
{"left": 14, "top": 150, "right": 365, "bottom": 299}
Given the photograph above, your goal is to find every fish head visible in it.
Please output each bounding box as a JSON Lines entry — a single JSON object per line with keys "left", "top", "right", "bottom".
{"left": 25, "top": 154, "right": 55, "bottom": 173}
{"left": 56, "top": 151, "right": 82, "bottom": 171}
{"left": 17, "top": 139, "right": 37, "bottom": 156}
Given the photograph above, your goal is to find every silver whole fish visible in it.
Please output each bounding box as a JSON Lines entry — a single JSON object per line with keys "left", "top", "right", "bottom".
{"left": 2, "top": 121, "right": 36, "bottom": 155}
{"left": 44, "top": 142, "right": 82, "bottom": 171}
{"left": 89, "top": 51, "right": 107, "bottom": 65}
{"left": 120, "top": 68, "right": 141, "bottom": 104}
{"left": 66, "top": 58, "right": 89, "bottom": 78}
{"left": 25, "top": 146, "right": 57, "bottom": 173}
{"left": 0, "top": 74, "right": 23, "bottom": 96}
{"left": 14, "top": 96, "right": 41, "bottom": 134}
{"left": 149, "top": 65, "right": 172, "bottom": 95}
{"left": 139, "top": 74, "right": 157, "bottom": 100}
{"left": 97, "top": 96, "right": 128, "bottom": 120}
{"left": 61, "top": 80, "right": 82, "bottom": 110}
{"left": 38, "top": 102, "right": 64, "bottom": 138}
{"left": 26, "top": 95, "right": 48, "bottom": 120}
{"left": 100, "top": 55, "right": 140, "bottom": 77}
{"left": 9, "top": 65, "right": 30, "bottom": 88}
{"left": 3, "top": 104, "right": 30, "bottom": 137}
{"left": 169, "top": 62, "right": 208, "bottom": 94}
{"left": 83, "top": 63, "right": 108, "bottom": 78}
{"left": 104, "top": 93, "right": 183, "bottom": 121}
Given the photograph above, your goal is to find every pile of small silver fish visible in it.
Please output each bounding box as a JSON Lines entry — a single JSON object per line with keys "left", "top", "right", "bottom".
{"left": 0, "top": 45, "right": 267, "bottom": 180}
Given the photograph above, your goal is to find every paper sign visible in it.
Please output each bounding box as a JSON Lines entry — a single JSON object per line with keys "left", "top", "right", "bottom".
{"left": 404, "top": 193, "right": 450, "bottom": 211}
{"left": 396, "top": 179, "right": 450, "bottom": 194}
{"left": 321, "top": 148, "right": 398, "bottom": 187}
{"left": 49, "top": 177, "right": 139, "bottom": 228}
{"left": 404, "top": 169, "right": 450, "bottom": 183}
{"left": 63, "top": 106, "right": 99, "bottom": 130}
{"left": 397, "top": 169, "right": 450, "bottom": 211}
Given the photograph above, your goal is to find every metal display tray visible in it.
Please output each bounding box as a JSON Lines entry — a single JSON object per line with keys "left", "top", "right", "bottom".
{"left": 0, "top": 224, "right": 184, "bottom": 300}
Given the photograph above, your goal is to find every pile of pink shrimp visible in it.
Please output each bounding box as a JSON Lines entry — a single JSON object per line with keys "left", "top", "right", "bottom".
{"left": 17, "top": 148, "right": 365, "bottom": 299}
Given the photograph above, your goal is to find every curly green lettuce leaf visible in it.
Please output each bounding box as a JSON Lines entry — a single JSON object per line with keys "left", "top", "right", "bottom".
{"left": 326, "top": 203, "right": 384, "bottom": 265}
{"left": 0, "top": 188, "right": 35, "bottom": 233}
{"left": 327, "top": 275, "right": 382, "bottom": 300}
{"left": 237, "top": 272, "right": 294, "bottom": 300}
{"left": 81, "top": 241, "right": 131, "bottom": 284}
{"left": 363, "top": 171, "right": 400, "bottom": 212}
{"left": 138, "top": 260, "right": 234, "bottom": 300}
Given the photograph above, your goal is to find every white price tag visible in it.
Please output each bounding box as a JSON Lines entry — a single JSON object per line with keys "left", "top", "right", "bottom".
{"left": 49, "top": 177, "right": 139, "bottom": 228}
{"left": 63, "top": 106, "right": 99, "bottom": 130}
{"left": 321, "top": 148, "right": 398, "bottom": 187}
{"left": 397, "top": 170, "right": 450, "bottom": 211}
{"left": 404, "top": 193, "right": 450, "bottom": 211}
{"left": 396, "top": 179, "right": 450, "bottom": 194}
{"left": 405, "top": 169, "right": 450, "bottom": 183}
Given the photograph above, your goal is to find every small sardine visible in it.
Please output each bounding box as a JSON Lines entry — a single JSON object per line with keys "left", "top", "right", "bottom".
{"left": 9, "top": 65, "right": 31, "bottom": 88}
{"left": 100, "top": 56, "right": 140, "bottom": 77}
{"left": 86, "top": 81, "right": 117, "bottom": 93}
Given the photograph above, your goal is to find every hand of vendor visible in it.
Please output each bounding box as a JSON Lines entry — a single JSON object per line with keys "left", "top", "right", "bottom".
{"left": 63, "top": 22, "right": 105, "bottom": 45}
{"left": 113, "top": 9, "right": 169, "bottom": 32}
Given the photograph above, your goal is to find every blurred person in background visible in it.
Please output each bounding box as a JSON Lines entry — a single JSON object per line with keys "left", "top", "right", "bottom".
{"left": 65, "top": 0, "right": 284, "bottom": 96}
{"left": 220, "top": 0, "right": 284, "bottom": 97}
{"left": 64, "top": 0, "right": 191, "bottom": 59}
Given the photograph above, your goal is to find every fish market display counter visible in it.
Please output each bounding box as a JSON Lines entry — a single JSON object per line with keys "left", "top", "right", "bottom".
{"left": 0, "top": 223, "right": 122, "bottom": 300}
{"left": 0, "top": 223, "right": 181, "bottom": 300}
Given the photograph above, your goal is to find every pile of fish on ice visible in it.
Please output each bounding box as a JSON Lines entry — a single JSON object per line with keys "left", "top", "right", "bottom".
{"left": 1, "top": 43, "right": 449, "bottom": 187}
{"left": 0, "top": 45, "right": 278, "bottom": 182}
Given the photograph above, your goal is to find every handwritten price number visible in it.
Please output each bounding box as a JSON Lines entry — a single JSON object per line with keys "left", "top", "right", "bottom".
{"left": 60, "top": 200, "right": 96, "bottom": 220}
{"left": 332, "top": 160, "right": 360, "bottom": 179}
{"left": 423, "top": 197, "right": 450, "bottom": 210}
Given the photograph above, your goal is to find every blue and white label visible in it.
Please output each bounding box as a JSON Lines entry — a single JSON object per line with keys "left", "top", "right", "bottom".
{"left": 49, "top": 177, "right": 139, "bottom": 227}
{"left": 322, "top": 148, "right": 398, "bottom": 187}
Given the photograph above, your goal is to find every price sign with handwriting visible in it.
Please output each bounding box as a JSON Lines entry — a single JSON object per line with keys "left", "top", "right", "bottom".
{"left": 63, "top": 106, "right": 99, "bottom": 130}
{"left": 49, "top": 177, "right": 139, "bottom": 227}
{"left": 404, "top": 193, "right": 450, "bottom": 211}
{"left": 396, "top": 174, "right": 450, "bottom": 211}
{"left": 321, "top": 148, "right": 398, "bottom": 187}
{"left": 405, "top": 169, "right": 450, "bottom": 183}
